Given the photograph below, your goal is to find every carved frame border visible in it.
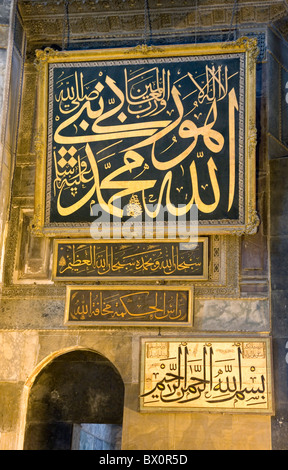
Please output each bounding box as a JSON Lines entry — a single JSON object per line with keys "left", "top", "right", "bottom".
{"left": 32, "top": 38, "right": 258, "bottom": 237}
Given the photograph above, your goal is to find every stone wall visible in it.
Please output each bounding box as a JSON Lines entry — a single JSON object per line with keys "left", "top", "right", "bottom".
{"left": 267, "top": 27, "right": 288, "bottom": 450}
{"left": 0, "top": 330, "right": 272, "bottom": 450}
{"left": 2, "top": 0, "right": 288, "bottom": 451}
{"left": 0, "top": 1, "right": 24, "bottom": 283}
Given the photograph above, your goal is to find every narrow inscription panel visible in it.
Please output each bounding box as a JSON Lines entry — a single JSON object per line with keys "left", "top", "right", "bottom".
{"left": 53, "top": 238, "right": 208, "bottom": 280}
{"left": 65, "top": 286, "right": 193, "bottom": 326}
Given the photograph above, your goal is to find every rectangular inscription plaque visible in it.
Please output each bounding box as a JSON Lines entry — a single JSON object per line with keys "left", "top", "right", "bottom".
{"left": 64, "top": 286, "right": 193, "bottom": 326}
{"left": 53, "top": 238, "right": 208, "bottom": 280}
{"left": 140, "top": 337, "right": 273, "bottom": 413}
{"left": 33, "top": 40, "right": 258, "bottom": 236}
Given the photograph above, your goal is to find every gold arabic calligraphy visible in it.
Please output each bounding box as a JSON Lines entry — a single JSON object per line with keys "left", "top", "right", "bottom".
{"left": 68, "top": 289, "right": 189, "bottom": 323}
{"left": 57, "top": 241, "right": 204, "bottom": 277}
{"left": 50, "top": 58, "right": 241, "bottom": 222}
{"left": 141, "top": 341, "right": 269, "bottom": 410}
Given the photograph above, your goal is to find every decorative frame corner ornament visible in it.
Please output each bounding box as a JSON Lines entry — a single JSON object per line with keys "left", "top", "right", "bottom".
{"left": 33, "top": 39, "right": 258, "bottom": 237}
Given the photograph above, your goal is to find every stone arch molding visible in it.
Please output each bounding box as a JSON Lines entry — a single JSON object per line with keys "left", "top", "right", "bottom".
{"left": 18, "top": 346, "right": 125, "bottom": 450}
{"left": 25, "top": 345, "right": 124, "bottom": 389}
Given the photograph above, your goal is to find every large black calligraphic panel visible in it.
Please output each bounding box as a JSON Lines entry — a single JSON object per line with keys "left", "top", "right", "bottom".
{"left": 140, "top": 337, "right": 273, "bottom": 413}
{"left": 64, "top": 286, "right": 193, "bottom": 326}
{"left": 42, "top": 45, "right": 253, "bottom": 235}
{"left": 53, "top": 238, "right": 208, "bottom": 280}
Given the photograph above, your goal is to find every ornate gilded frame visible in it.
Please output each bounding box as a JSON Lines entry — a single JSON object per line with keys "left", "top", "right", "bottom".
{"left": 33, "top": 38, "right": 258, "bottom": 237}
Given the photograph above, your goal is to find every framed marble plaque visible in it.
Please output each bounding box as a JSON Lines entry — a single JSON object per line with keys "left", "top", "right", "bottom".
{"left": 140, "top": 337, "right": 273, "bottom": 413}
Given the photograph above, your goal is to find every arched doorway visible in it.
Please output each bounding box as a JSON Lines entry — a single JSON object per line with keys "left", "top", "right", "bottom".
{"left": 23, "top": 349, "right": 125, "bottom": 450}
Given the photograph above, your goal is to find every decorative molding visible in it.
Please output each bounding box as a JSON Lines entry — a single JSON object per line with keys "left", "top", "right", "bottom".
{"left": 17, "top": 0, "right": 288, "bottom": 53}
{"left": 32, "top": 41, "right": 257, "bottom": 237}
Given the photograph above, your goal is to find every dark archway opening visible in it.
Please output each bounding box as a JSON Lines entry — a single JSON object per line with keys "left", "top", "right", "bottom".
{"left": 23, "top": 349, "right": 125, "bottom": 450}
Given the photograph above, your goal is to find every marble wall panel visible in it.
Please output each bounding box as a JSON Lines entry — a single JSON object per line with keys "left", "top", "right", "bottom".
{"left": 121, "top": 384, "right": 271, "bottom": 450}
{"left": 0, "top": 296, "right": 270, "bottom": 333}
{"left": 194, "top": 298, "right": 270, "bottom": 331}
{"left": 0, "top": 331, "right": 38, "bottom": 382}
